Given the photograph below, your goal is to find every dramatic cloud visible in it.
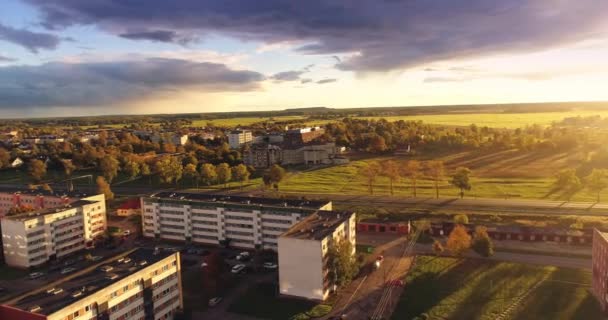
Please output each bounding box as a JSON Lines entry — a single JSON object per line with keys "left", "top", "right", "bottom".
{"left": 0, "top": 58, "right": 264, "bottom": 108}
{"left": 316, "top": 78, "right": 337, "bottom": 84}
{"left": 0, "top": 23, "right": 61, "bottom": 53}
{"left": 270, "top": 70, "right": 305, "bottom": 82}
{"left": 24, "top": 0, "right": 608, "bottom": 71}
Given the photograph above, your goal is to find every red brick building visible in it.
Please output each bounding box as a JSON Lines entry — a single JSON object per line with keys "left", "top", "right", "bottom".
{"left": 592, "top": 229, "right": 608, "bottom": 313}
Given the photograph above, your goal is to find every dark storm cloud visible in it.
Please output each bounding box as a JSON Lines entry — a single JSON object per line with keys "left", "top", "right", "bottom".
{"left": 0, "top": 58, "right": 264, "bottom": 108}
{"left": 0, "top": 23, "right": 61, "bottom": 53}
{"left": 316, "top": 78, "right": 337, "bottom": 84}
{"left": 119, "top": 30, "right": 196, "bottom": 44}
{"left": 0, "top": 55, "right": 16, "bottom": 62}
{"left": 24, "top": 0, "right": 608, "bottom": 71}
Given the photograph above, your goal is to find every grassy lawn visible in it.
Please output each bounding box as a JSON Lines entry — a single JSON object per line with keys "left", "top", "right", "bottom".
{"left": 228, "top": 282, "right": 332, "bottom": 320}
{"left": 192, "top": 115, "right": 308, "bottom": 128}
{"left": 357, "top": 110, "right": 608, "bottom": 128}
{"left": 393, "top": 256, "right": 602, "bottom": 320}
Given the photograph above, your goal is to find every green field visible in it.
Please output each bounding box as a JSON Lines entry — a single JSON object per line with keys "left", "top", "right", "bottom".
{"left": 192, "top": 115, "right": 309, "bottom": 127}
{"left": 393, "top": 256, "right": 601, "bottom": 320}
{"left": 358, "top": 110, "right": 608, "bottom": 128}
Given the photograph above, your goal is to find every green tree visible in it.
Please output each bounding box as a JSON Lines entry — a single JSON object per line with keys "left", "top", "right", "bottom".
{"left": 327, "top": 239, "right": 358, "bottom": 287}
{"left": 28, "top": 159, "right": 47, "bottom": 183}
{"left": 359, "top": 161, "right": 381, "bottom": 195}
{"left": 450, "top": 167, "right": 472, "bottom": 199}
{"left": 453, "top": 214, "right": 469, "bottom": 224}
{"left": 200, "top": 163, "right": 218, "bottom": 186}
{"left": 402, "top": 160, "right": 422, "bottom": 197}
{"left": 266, "top": 164, "right": 286, "bottom": 191}
{"left": 100, "top": 155, "right": 120, "bottom": 183}
{"left": 184, "top": 163, "right": 199, "bottom": 187}
{"left": 381, "top": 160, "right": 400, "bottom": 195}
{"left": 471, "top": 226, "right": 494, "bottom": 257}
{"left": 233, "top": 164, "right": 251, "bottom": 190}
{"left": 155, "top": 156, "right": 183, "bottom": 185}
{"left": 124, "top": 161, "right": 140, "bottom": 179}
{"left": 425, "top": 160, "right": 445, "bottom": 199}
{"left": 140, "top": 163, "right": 152, "bottom": 184}
{"left": 553, "top": 168, "right": 581, "bottom": 200}
{"left": 586, "top": 169, "right": 608, "bottom": 203}
{"left": 446, "top": 224, "right": 471, "bottom": 256}
{"left": 216, "top": 163, "right": 232, "bottom": 188}
{"left": 96, "top": 176, "right": 114, "bottom": 200}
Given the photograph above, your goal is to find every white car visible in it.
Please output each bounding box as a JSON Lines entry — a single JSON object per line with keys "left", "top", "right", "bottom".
{"left": 263, "top": 262, "right": 277, "bottom": 270}
{"left": 60, "top": 267, "right": 76, "bottom": 275}
{"left": 123, "top": 230, "right": 131, "bottom": 236}
{"left": 29, "top": 272, "right": 45, "bottom": 280}
{"left": 208, "top": 297, "right": 222, "bottom": 307}
{"left": 231, "top": 264, "right": 246, "bottom": 274}
{"left": 90, "top": 256, "right": 102, "bottom": 262}
{"left": 99, "top": 265, "right": 113, "bottom": 272}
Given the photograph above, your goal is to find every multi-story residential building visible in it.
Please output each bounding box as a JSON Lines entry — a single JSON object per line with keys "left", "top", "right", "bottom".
{"left": 228, "top": 130, "right": 253, "bottom": 149}
{"left": 141, "top": 192, "right": 332, "bottom": 250}
{"left": 1, "top": 194, "right": 106, "bottom": 268}
{"left": 0, "top": 189, "right": 92, "bottom": 217}
{"left": 592, "top": 229, "right": 608, "bottom": 313}
{"left": 0, "top": 248, "right": 183, "bottom": 320}
{"left": 278, "top": 210, "right": 356, "bottom": 301}
{"left": 244, "top": 143, "right": 283, "bottom": 168}
{"left": 283, "top": 127, "right": 325, "bottom": 147}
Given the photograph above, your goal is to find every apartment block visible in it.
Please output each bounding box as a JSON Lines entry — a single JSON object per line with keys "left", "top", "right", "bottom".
{"left": 593, "top": 229, "right": 608, "bottom": 313}
{"left": 0, "top": 189, "right": 93, "bottom": 217}
{"left": 1, "top": 194, "right": 106, "bottom": 268}
{"left": 0, "top": 248, "right": 183, "bottom": 320}
{"left": 278, "top": 210, "right": 356, "bottom": 301}
{"left": 141, "top": 192, "right": 332, "bottom": 250}
{"left": 228, "top": 130, "right": 253, "bottom": 149}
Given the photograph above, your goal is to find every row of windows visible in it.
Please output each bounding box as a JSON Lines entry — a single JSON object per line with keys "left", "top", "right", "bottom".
{"left": 192, "top": 234, "right": 218, "bottom": 240}
{"left": 226, "top": 223, "right": 253, "bottom": 229}
{"left": 159, "top": 209, "right": 184, "bottom": 215}
{"left": 192, "top": 227, "right": 217, "bottom": 233}
{"left": 192, "top": 212, "right": 217, "bottom": 218}
{"left": 226, "top": 230, "right": 254, "bottom": 237}
{"left": 162, "top": 231, "right": 185, "bottom": 237}
{"left": 160, "top": 224, "right": 185, "bottom": 230}
{"left": 262, "top": 226, "right": 289, "bottom": 232}
{"left": 262, "top": 218, "right": 292, "bottom": 225}
{"left": 225, "top": 215, "right": 253, "bottom": 221}
{"left": 159, "top": 217, "right": 184, "bottom": 223}
{"left": 192, "top": 220, "right": 217, "bottom": 226}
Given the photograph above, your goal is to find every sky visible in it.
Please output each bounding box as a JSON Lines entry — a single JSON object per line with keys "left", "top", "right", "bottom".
{"left": 1, "top": 0, "right": 608, "bottom": 118}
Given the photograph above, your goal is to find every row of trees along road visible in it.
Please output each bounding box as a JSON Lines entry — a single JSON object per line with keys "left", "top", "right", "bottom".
{"left": 553, "top": 168, "right": 608, "bottom": 202}
{"left": 358, "top": 160, "right": 472, "bottom": 198}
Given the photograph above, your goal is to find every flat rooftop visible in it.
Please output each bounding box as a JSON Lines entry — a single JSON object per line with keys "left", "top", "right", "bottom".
{"left": 147, "top": 192, "right": 330, "bottom": 210}
{"left": 10, "top": 248, "right": 175, "bottom": 316}
{"left": 282, "top": 210, "right": 354, "bottom": 241}
{"left": 0, "top": 188, "right": 93, "bottom": 199}
{"left": 3, "top": 199, "right": 98, "bottom": 221}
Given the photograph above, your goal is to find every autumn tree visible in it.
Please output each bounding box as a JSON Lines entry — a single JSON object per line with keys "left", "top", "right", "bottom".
{"left": 381, "top": 160, "right": 400, "bottom": 195}
{"left": 200, "top": 163, "right": 218, "bottom": 186}
{"left": 61, "top": 159, "right": 76, "bottom": 191}
{"left": 402, "top": 160, "right": 422, "bottom": 197}
{"left": 123, "top": 161, "right": 140, "bottom": 180}
{"left": 0, "top": 147, "right": 10, "bottom": 168}
{"left": 425, "top": 160, "right": 445, "bottom": 199}
{"left": 327, "top": 239, "right": 358, "bottom": 287}
{"left": 472, "top": 226, "right": 494, "bottom": 257}
{"left": 553, "top": 168, "right": 582, "bottom": 200}
{"left": 155, "top": 156, "right": 183, "bottom": 185}
{"left": 184, "top": 163, "right": 199, "bottom": 187}
{"left": 368, "top": 134, "right": 388, "bottom": 153}
{"left": 446, "top": 224, "right": 471, "bottom": 256}
{"left": 140, "top": 163, "right": 152, "bottom": 184}
{"left": 96, "top": 176, "right": 114, "bottom": 200}
{"left": 432, "top": 240, "right": 444, "bottom": 256}
{"left": 215, "top": 163, "right": 232, "bottom": 188}
{"left": 450, "top": 167, "right": 472, "bottom": 199}
{"left": 100, "top": 155, "right": 120, "bottom": 183}
{"left": 264, "top": 164, "right": 286, "bottom": 191}
{"left": 359, "top": 161, "right": 381, "bottom": 195}
{"left": 453, "top": 214, "right": 469, "bottom": 224}
{"left": 28, "top": 159, "right": 47, "bottom": 183}
{"left": 586, "top": 169, "right": 608, "bottom": 203}
{"left": 233, "top": 164, "right": 251, "bottom": 190}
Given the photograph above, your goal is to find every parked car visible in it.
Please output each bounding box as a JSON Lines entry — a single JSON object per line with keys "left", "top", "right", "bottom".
{"left": 123, "top": 230, "right": 131, "bottom": 236}
{"left": 60, "top": 267, "right": 76, "bottom": 275}
{"left": 122, "top": 257, "right": 132, "bottom": 264}
{"left": 263, "top": 262, "right": 278, "bottom": 270}
{"left": 231, "top": 264, "right": 246, "bottom": 274}
{"left": 63, "top": 259, "right": 75, "bottom": 266}
{"left": 99, "top": 265, "right": 113, "bottom": 272}
{"left": 236, "top": 252, "right": 251, "bottom": 261}
{"left": 29, "top": 272, "right": 45, "bottom": 280}
{"left": 208, "top": 297, "right": 222, "bottom": 307}
{"left": 90, "top": 256, "right": 103, "bottom": 262}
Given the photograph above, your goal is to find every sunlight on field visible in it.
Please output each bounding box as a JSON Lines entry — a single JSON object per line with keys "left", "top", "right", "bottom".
{"left": 192, "top": 115, "right": 307, "bottom": 127}
{"left": 357, "top": 110, "right": 608, "bottom": 128}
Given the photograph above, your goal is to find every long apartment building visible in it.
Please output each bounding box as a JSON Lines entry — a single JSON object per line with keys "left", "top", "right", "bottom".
{"left": 593, "top": 229, "right": 608, "bottom": 313}
{"left": 227, "top": 129, "right": 253, "bottom": 149}
{"left": 0, "top": 248, "right": 183, "bottom": 320}
{"left": 141, "top": 192, "right": 332, "bottom": 250}
{"left": 278, "top": 210, "right": 356, "bottom": 301}
{"left": 0, "top": 189, "right": 94, "bottom": 217}
{"left": 1, "top": 194, "right": 106, "bottom": 268}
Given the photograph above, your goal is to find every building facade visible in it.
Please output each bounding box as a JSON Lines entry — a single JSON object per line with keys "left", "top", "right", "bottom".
{"left": 228, "top": 130, "right": 253, "bottom": 149}
{"left": 0, "top": 248, "right": 183, "bottom": 320}
{"left": 141, "top": 192, "right": 332, "bottom": 250}
{"left": 593, "top": 229, "right": 608, "bottom": 313}
{"left": 278, "top": 211, "right": 356, "bottom": 301}
{"left": 0, "top": 189, "right": 92, "bottom": 217}
{"left": 1, "top": 194, "right": 106, "bottom": 268}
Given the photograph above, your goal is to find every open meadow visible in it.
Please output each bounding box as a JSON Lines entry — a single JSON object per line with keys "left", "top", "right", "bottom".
{"left": 393, "top": 256, "right": 601, "bottom": 320}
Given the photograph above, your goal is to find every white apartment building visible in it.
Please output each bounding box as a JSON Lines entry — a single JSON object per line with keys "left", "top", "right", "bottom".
{"left": 0, "top": 248, "right": 183, "bottom": 320}
{"left": 227, "top": 130, "right": 253, "bottom": 149}
{"left": 141, "top": 192, "right": 332, "bottom": 250}
{"left": 0, "top": 189, "right": 92, "bottom": 217}
{"left": 278, "top": 210, "right": 356, "bottom": 301}
{"left": 1, "top": 194, "right": 107, "bottom": 268}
